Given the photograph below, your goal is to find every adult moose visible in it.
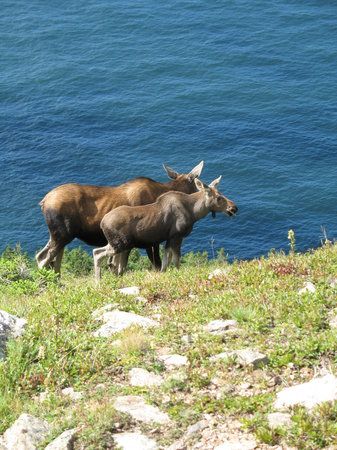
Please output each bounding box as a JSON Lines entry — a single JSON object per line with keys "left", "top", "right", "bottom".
{"left": 93, "top": 177, "right": 237, "bottom": 281}
{"left": 36, "top": 162, "right": 204, "bottom": 273}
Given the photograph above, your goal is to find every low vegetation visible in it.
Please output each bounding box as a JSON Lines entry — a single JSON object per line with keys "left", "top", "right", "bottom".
{"left": 0, "top": 240, "right": 337, "bottom": 449}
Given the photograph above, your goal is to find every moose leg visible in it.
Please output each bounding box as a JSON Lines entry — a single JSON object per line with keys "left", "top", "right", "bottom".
{"left": 37, "top": 240, "right": 65, "bottom": 271}
{"left": 52, "top": 248, "right": 64, "bottom": 274}
{"left": 107, "top": 250, "right": 130, "bottom": 275}
{"left": 161, "top": 242, "right": 173, "bottom": 272}
{"left": 93, "top": 245, "right": 115, "bottom": 282}
{"left": 36, "top": 240, "right": 51, "bottom": 268}
{"left": 107, "top": 255, "right": 119, "bottom": 274}
{"left": 117, "top": 250, "right": 130, "bottom": 276}
{"left": 171, "top": 237, "right": 183, "bottom": 269}
{"left": 146, "top": 245, "right": 161, "bottom": 270}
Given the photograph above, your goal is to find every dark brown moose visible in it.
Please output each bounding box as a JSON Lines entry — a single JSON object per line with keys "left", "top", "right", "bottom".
{"left": 93, "top": 176, "right": 237, "bottom": 281}
{"left": 36, "top": 162, "right": 204, "bottom": 273}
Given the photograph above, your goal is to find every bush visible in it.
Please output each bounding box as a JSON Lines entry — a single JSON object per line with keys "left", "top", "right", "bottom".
{"left": 0, "top": 245, "right": 59, "bottom": 294}
{"left": 62, "top": 247, "right": 93, "bottom": 276}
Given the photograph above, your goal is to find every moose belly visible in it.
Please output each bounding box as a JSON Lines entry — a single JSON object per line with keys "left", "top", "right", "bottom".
{"left": 76, "top": 229, "right": 107, "bottom": 247}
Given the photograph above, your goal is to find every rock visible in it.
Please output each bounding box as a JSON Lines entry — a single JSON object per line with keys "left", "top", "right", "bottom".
{"left": 328, "top": 311, "right": 337, "bottom": 329}
{"left": 0, "top": 310, "right": 27, "bottom": 359}
{"left": 329, "top": 316, "right": 337, "bottom": 329}
{"left": 214, "top": 439, "right": 257, "bottom": 450}
{"left": 114, "top": 396, "right": 170, "bottom": 424}
{"left": 208, "top": 268, "right": 229, "bottom": 280}
{"left": 298, "top": 281, "right": 316, "bottom": 295}
{"left": 92, "top": 303, "right": 117, "bottom": 319}
{"left": 267, "top": 375, "right": 282, "bottom": 388}
{"left": 185, "top": 420, "right": 208, "bottom": 438}
{"left": 45, "top": 429, "right": 77, "bottom": 450}
{"left": 328, "top": 277, "right": 337, "bottom": 288}
{"left": 61, "top": 387, "right": 83, "bottom": 401}
{"left": 181, "top": 334, "right": 193, "bottom": 345}
{"left": 113, "top": 432, "right": 157, "bottom": 450}
{"left": 152, "top": 313, "right": 162, "bottom": 321}
{"left": 94, "top": 383, "right": 106, "bottom": 391}
{"left": 166, "top": 440, "right": 186, "bottom": 450}
{"left": 129, "top": 368, "right": 164, "bottom": 387}
{"left": 34, "top": 391, "right": 49, "bottom": 403}
{"left": 118, "top": 286, "right": 140, "bottom": 296}
{"left": 210, "top": 351, "right": 232, "bottom": 362}
{"left": 274, "top": 374, "right": 337, "bottom": 410}
{"left": 234, "top": 349, "right": 269, "bottom": 368}
{"left": 211, "top": 349, "right": 268, "bottom": 368}
{"left": 267, "top": 412, "right": 292, "bottom": 429}
{"left": 1, "top": 413, "right": 50, "bottom": 449}
{"left": 237, "top": 382, "right": 253, "bottom": 396}
{"left": 203, "top": 319, "right": 238, "bottom": 335}
{"left": 158, "top": 354, "right": 188, "bottom": 370}
{"left": 93, "top": 310, "right": 158, "bottom": 338}
{"left": 166, "top": 371, "right": 188, "bottom": 384}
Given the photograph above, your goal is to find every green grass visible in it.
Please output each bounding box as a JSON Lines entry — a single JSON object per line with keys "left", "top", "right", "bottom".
{"left": 0, "top": 243, "right": 337, "bottom": 448}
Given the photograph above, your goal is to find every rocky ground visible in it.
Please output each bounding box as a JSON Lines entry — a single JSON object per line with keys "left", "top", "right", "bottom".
{"left": 0, "top": 245, "right": 337, "bottom": 449}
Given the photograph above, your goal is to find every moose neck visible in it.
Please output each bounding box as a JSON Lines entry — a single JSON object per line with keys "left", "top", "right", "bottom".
{"left": 165, "top": 179, "right": 184, "bottom": 191}
{"left": 165, "top": 178, "right": 195, "bottom": 194}
{"left": 188, "top": 191, "right": 211, "bottom": 222}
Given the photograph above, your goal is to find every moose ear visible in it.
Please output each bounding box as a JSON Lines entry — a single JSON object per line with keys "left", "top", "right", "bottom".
{"left": 163, "top": 163, "right": 179, "bottom": 180}
{"left": 209, "top": 175, "right": 222, "bottom": 189}
{"left": 194, "top": 178, "right": 205, "bottom": 191}
{"left": 188, "top": 161, "right": 204, "bottom": 179}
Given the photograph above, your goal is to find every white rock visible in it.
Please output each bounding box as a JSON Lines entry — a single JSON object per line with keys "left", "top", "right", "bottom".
{"left": 328, "top": 310, "right": 337, "bottom": 329}
{"left": 34, "top": 391, "right": 49, "bottom": 403}
{"left": 0, "top": 310, "right": 27, "bottom": 359}
{"left": 129, "top": 368, "right": 164, "bottom": 387}
{"left": 211, "top": 349, "right": 268, "bottom": 368}
{"left": 114, "top": 395, "right": 170, "bottom": 424}
{"left": 328, "top": 277, "right": 337, "bottom": 288}
{"left": 92, "top": 303, "right": 117, "bottom": 319}
{"left": 1, "top": 413, "right": 50, "bottom": 450}
{"left": 118, "top": 286, "right": 140, "bottom": 296}
{"left": 267, "top": 412, "right": 292, "bottom": 429}
{"left": 93, "top": 310, "right": 159, "bottom": 337}
{"left": 234, "top": 349, "right": 269, "bottom": 368}
{"left": 214, "top": 438, "right": 257, "bottom": 450}
{"left": 61, "top": 387, "right": 83, "bottom": 401}
{"left": 113, "top": 432, "right": 158, "bottom": 450}
{"left": 158, "top": 354, "right": 188, "bottom": 370}
{"left": 203, "top": 319, "right": 238, "bottom": 335}
{"left": 298, "top": 281, "right": 316, "bottom": 295}
{"left": 210, "top": 351, "right": 232, "bottom": 362}
{"left": 186, "top": 419, "right": 208, "bottom": 437}
{"left": 181, "top": 334, "right": 193, "bottom": 344}
{"left": 45, "top": 428, "right": 77, "bottom": 450}
{"left": 274, "top": 374, "right": 337, "bottom": 410}
{"left": 208, "top": 268, "right": 229, "bottom": 280}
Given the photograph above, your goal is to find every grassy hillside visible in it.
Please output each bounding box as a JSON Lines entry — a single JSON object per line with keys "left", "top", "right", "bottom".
{"left": 0, "top": 242, "right": 337, "bottom": 449}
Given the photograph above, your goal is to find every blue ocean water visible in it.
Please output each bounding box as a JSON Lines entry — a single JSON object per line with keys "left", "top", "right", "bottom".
{"left": 1, "top": 1, "right": 337, "bottom": 260}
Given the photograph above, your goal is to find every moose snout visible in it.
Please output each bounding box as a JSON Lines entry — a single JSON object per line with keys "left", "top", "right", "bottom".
{"left": 226, "top": 202, "right": 238, "bottom": 216}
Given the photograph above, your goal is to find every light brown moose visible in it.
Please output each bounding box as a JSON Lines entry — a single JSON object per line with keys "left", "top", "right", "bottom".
{"left": 36, "top": 162, "right": 204, "bottom": 274}
{"left": 93, "top": 177, "right": 237, "bottom": 281}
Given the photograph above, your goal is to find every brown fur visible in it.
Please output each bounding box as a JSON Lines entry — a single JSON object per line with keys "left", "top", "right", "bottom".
{"left": 36, "top": 162, "right": 204, "bottom": 273}
{"left": 93, "top": 177, "right": 238, "bottom": 280}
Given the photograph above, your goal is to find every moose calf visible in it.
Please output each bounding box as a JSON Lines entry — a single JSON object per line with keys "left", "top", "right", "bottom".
{"left": 93, "top": 177, "right": 237, "bottom": 281}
